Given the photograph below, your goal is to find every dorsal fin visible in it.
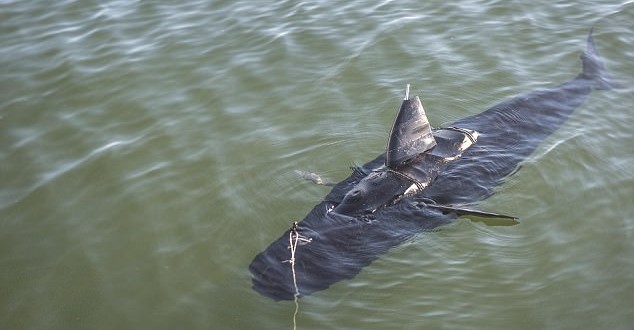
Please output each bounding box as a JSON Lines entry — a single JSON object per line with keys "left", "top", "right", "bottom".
{"left": 386, "top": 89, "right": 436, "bottom": 168}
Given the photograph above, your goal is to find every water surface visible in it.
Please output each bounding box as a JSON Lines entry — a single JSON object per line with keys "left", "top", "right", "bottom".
{"left": 1, "top": 1, "right": 633, "bottom": 329}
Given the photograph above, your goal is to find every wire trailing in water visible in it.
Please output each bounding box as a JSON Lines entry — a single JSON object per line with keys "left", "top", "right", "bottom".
{"left": 284, "top": 221, "right": 311, "bottom": 330}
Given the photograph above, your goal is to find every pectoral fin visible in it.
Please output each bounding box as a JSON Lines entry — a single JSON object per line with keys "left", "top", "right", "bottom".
{"left": 295, "top": 170, "right": 336, "bottom": 186}
{"left": 425, "top": 203, "right": 519, "bottom": 226}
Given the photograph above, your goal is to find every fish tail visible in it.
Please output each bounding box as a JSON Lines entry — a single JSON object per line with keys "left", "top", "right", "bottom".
{"left": 580, "top": 28, "right": 618, "bottom": 90}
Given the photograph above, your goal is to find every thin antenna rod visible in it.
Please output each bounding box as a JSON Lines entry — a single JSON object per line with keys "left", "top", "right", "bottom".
{"left": 404, "top": 84, "right": 410, "bottom": 100}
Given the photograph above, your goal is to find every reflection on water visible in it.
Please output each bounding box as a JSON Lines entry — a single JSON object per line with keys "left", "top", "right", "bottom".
{"left": 1, "top": 0, "right": 633, "bottom": 329}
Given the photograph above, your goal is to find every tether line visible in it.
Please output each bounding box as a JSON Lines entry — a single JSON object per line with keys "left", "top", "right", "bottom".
{"left": 285, "top": 222, "right": 311, "bottom": 330}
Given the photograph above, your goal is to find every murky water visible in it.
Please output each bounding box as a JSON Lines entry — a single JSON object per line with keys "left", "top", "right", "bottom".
{"left": 1, "top": 1, "right": 633, "bottom": 329}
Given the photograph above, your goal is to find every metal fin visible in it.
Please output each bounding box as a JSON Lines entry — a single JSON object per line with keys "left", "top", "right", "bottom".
{"left": 426, "top": 203, "right": 519, "bottom": 223}
{"left": 386, "top": 90, "right": 436, "bottom": 168}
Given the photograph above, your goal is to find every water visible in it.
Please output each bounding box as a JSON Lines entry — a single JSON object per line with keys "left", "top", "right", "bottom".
{"left": 1, "top": 0, "right": 633, "bottom": 329}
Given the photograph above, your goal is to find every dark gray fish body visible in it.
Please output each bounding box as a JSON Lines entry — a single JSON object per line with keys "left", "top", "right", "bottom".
{"left": 249, "top": 31, "right": 613, "bottom": 301}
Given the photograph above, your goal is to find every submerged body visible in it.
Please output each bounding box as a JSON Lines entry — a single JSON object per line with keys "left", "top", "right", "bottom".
{"left": 250, "top": 32, "right": 612, "bottom": 301}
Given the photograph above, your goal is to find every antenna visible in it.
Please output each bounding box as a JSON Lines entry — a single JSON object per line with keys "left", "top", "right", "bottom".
{"left": 404, "top": 83, "right": 410, "bottom": 100}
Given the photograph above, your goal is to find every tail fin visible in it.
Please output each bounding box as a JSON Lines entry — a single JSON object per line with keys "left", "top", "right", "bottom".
{"left": 580, "top": 28, "right": 617, "bottom": 90}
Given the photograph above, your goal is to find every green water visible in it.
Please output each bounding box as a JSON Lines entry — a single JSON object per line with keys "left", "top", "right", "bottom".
{"left": 1, "top": 1, "right": 633, "bottom": 329}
